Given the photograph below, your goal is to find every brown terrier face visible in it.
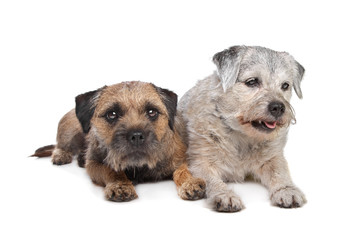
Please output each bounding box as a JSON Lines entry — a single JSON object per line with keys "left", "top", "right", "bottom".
{"left": 75, "top": 81, "right": 177, "bottom": 172}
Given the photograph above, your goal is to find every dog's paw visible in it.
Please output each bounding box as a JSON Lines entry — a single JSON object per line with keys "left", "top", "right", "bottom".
{"left": 104, "top": 182, "right": 138, "bottom": 202}
{"left": 271, "top": 186, "right": 306, "bottom": 208}
{"left": 212, "top": 191, "right": 244, "bottom": 213}
{"left": 51, "top": 149, "right": 72, "bottom": 165}
{"left": 177, "top": 178, "right": 206, "bottom": 200}
{"left": 77, "top": 152, "right": 86, "bottom": 168}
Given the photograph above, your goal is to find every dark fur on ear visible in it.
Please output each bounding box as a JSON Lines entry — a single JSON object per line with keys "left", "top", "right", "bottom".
{"left": 75, "top": 86, "right": 106, "bottom": 133}
{"left": 152, "top": 84, "right": 178, "bottom": 131}
{"left": 213, "top": 45, "right": 248, "bottom": 91}
{"left": 294, "top": 61, "right": 305, "bottom": 99}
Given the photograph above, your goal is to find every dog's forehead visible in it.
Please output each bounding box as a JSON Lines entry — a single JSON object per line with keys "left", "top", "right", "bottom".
{"left": 96, "top": 81, "right": 165, "bottom": 112}
{"left": 240, "top": 48, "right": 293, "bottom": 83}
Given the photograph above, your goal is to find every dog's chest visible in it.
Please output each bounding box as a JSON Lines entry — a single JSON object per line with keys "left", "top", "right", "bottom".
{"left": 235, "top": 140, "right": 271, "bottom": 164}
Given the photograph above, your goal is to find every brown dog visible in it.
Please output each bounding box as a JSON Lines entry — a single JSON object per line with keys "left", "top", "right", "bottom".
{"left": 32, "top": 81, "right": 205, "bottom": 202}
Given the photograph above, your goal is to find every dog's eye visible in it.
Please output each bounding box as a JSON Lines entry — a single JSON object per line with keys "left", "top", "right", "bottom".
{"left": 245, "top": 78, "right": 260, "bottom": 87}
{"left": 105, "top": 111, "right": 118, "bottom": 122}
{"left": 147, "top": 109, "right": 159, "bottom": 120}
{"left": 281, "top": 82, "right": 290, "bottom": 91}
{"left": 102, "top": 104, "right": 123, "bottom": 124}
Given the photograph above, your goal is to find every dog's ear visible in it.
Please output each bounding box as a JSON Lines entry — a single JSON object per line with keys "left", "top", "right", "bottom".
{"left": 293, "top": 61, "right": 305, "bottom": 99}
{"left": 213, "top": 46, "right": 247, "bottom": 91}
{"left": 75, "top": 86, "right": 106, "bottom": 133}
{"left": 153, "top": 85, "right": 178, "bottom": 131}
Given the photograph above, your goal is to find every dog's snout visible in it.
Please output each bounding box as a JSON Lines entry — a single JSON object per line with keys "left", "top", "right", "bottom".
{"left": 268, "top": 101, "right": 285, "bottom": 118}
{"left": 127, "top": 130, "right": 146, "bottom": 147}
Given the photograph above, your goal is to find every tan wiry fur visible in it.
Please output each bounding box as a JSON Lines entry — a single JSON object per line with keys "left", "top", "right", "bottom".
{"left": 178, "top": 45, "right": 306, "bottom": 212}
{"left": 33, "top": 81, "right": 206, "bottom": 202}
{"left": 52, "top": 109, "right": 86, "bottom": 166}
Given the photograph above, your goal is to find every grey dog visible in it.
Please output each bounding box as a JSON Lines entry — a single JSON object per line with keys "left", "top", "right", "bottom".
{"left": 178, "top": 45, "right": 306, "bottom": 212}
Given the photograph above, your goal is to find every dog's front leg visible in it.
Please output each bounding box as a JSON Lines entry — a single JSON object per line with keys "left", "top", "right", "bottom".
{"left": 86, "top": 159, "right": 138, "bottom": 202}
{"left": 254, "top": 156, "right": 306, "bottom": 208}
{"left": 189, "top": 163, "right": 245, "bottom": 212}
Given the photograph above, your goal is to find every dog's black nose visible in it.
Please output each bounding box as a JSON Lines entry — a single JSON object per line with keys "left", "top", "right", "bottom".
{"left": 268, "top": 102, "right": 285, "bottom": 118}
{"left": 127, "top": 130, "right": 146, "bottom": 147}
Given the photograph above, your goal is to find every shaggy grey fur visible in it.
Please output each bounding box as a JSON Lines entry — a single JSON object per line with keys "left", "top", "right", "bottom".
{"left": 178, "top": 45, "right": 306, "bottom": 212}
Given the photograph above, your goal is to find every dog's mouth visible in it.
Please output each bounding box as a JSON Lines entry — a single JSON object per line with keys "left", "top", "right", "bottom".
{"left": 251, "top": 120, "right": 278, "bottom": 133}
{"left": 124, "top": 151, "right": 148, "bottom": 160}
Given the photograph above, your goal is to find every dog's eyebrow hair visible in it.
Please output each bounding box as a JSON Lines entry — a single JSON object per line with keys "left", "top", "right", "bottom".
{"left": 144, "top": 102, "right": 162, "bottom": 113}
{"left": 239, "top": 63, "right": 252, "bottom": 71}
{"left": 101, "top": 103, "right": 123, "bottom": 116}
{"left": 238, "top": 63, "right": 257, "bottom": 80}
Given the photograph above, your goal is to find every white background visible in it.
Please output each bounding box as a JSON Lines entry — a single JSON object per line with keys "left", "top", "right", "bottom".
{"left": 1, "top": 0, "right": 359, "bottom": 239}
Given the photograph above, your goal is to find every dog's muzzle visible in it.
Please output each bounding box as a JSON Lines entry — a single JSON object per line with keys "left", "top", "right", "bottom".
{"left": 249, "top": 101, "right": 286, "bottom": 133}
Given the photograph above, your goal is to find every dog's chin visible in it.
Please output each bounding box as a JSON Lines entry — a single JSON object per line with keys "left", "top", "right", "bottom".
{"left": 106, "top": 149, "right": 158, "bottom": 172}
{"left": 124, "top": 151, "right": 148, "bottom": 161}
{"left": 120, "top": 151, "right": 156, "bottom": 169}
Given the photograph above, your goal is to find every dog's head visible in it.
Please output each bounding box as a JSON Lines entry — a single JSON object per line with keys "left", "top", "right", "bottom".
{"left": 213, "top": 46, "right": 305, "bottom": 140}
{"left": 75, "top": 81, "right": 178, "bottom": 171}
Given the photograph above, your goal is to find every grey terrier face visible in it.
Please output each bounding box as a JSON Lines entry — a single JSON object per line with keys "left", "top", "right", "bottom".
{"left": 213, "top": 46, "right": 305, "bottom": 140}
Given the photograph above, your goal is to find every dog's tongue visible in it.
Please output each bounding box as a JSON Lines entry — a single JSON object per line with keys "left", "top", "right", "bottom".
{"left": 264, "top": 121, "right": 277, "bottom": 129}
